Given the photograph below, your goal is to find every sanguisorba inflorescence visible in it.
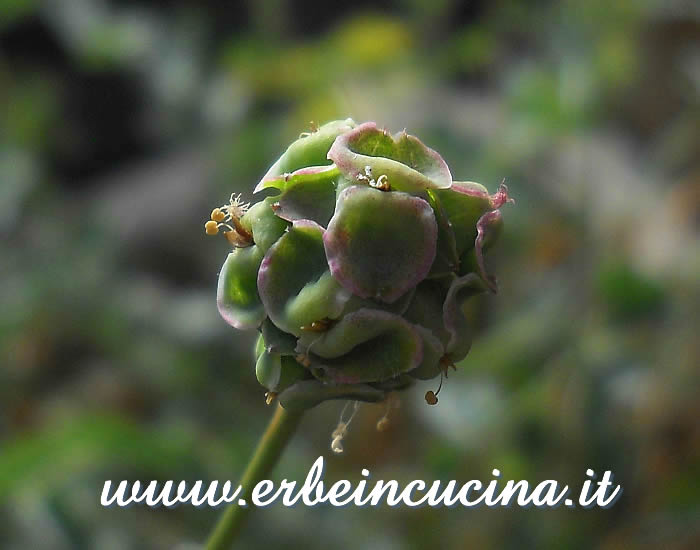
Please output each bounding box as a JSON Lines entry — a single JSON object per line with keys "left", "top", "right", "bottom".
{"left": 206, "top": 119, "right": 512, "bottom": 423}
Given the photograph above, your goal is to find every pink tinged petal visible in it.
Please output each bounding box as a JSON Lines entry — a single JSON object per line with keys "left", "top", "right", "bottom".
{"left": 442, "top": 273, "right": 488, "bottom": 362}
{"left": 469, "top": 180, "right": 511, "bottom": 288}
{"left": 450, "top": 181, "right": 492, "bottom": 199}
{"left": 432, "top": 181, "right": 494, "bottom": 257}
{"left": 254, "top": 164, "right": 340, "bottom": 194}
{"left": 216, "top": 246, "right": 266, "bottom": 330}
{"left": 327, "top": 122, "right": 452, "bottom": 192}
{"left": 474, "top": 209, "right": 504, "bottom": 293}
{"left": 451, "top": 180, "right": 514, "bottom": 209}
{"left": 272, "top": 166, "right": 338, "bottom": 227}
{"left": 257, "top": 220, "right": 351, "bottom": 337}
{"left": 425, "top": 189, "right": 460, "bottom": 277}
{"left": 255, "top": 119, "right": 355, "bottom": 192}
{"left": 297, "top": 308, "right": 423, "bottom": 384}
{"left": 324, "top": 186, "right": 438, "bottom": 303}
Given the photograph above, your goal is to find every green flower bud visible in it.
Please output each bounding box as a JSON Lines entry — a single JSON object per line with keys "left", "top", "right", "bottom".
{"left": 208, "top": 120, "right": 511, "bottom": 410}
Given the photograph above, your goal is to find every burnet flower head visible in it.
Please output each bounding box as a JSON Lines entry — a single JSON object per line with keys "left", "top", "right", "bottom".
{"left": 206, "top": 120, "right": 512, "bottom": 450}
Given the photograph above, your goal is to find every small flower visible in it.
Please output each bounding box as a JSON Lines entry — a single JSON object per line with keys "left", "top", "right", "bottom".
{"left": 204, "top": 193, "right": 253, "bottom": 247}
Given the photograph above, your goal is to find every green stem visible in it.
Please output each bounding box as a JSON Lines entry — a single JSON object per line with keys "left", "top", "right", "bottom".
{"left": 204, "top": 404, "right": 304, "bottom": 550}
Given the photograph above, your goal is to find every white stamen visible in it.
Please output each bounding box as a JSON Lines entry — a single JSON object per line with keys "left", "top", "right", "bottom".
{"left": 330, "top": 401, "right": 360, "bottom": 454}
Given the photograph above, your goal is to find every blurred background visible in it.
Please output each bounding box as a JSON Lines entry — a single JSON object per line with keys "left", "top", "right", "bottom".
{"left": 1, "top": 0, "right": 698, "bottom": 548}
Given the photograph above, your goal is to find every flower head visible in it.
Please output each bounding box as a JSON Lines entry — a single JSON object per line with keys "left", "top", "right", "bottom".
{"left": 210, "top": 120, "right": 512, "bottom": 421}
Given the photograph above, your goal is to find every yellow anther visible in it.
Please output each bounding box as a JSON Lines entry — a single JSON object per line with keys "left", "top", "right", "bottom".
{"left": 300, "top": 318, "right": 334, "bottom": 332}
{"left": 425, "top": 369, "right": 444, "bottom": 406}
{"left": 211, "top": 208, "right": 225, "bottom": 222}
{"left": 205, "top": 220, "right": 219, "bottom": 235}
{"left": 372, "top": 174, "right": 391, "bottom": 192}
{"left": 376, "top": 416, "right": 390, "bottom": 432}
{"left": 425, "top": 390, "right": 438, "bottom": 405}
{"left": 265, "top": 392, "right": 277, "bottom": 405}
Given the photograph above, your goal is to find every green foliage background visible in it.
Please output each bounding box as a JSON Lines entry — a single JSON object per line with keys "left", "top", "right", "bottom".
{"left": 1, "top": 1, "right": 698, "bottom": 548}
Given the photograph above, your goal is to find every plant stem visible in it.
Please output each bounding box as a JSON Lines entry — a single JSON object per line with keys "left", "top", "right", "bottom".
{"left": 204, "top": 404, "right": 304, "bottom": 550}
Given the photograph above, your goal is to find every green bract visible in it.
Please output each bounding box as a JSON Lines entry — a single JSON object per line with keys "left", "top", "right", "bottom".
{"left": 212, "top": 120, "right": 511, "bottom": 410}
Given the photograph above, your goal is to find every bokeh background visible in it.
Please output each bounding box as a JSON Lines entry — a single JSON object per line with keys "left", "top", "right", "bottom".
{"left": 1, "top": 0, "right": 699, "bottom": 548}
